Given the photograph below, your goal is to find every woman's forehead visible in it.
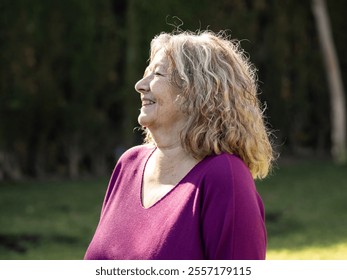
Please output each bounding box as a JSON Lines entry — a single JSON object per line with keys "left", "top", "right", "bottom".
{"left": 151, "top": 49, "right": 169, "bottom": 65}
{"left": 145, "top": 50, "right": 170, "bottom": 73}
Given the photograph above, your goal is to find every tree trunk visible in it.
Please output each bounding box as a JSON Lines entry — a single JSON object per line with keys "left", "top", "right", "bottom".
{"left": 0, "top": 151, "right": 23, "bottom": 181}
{"left": 67, "top": 139, "right": 81, "bottom": 179}
{"left": 312, "top": 0, "right": 346, "bottom": 163}
{"left": 92, "top": 152, "right": 108, "bottom": 177}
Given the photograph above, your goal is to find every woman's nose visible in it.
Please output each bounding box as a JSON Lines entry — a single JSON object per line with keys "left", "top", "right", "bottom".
{"left": 135, "top": 76, "right": 149, "bottom": 93}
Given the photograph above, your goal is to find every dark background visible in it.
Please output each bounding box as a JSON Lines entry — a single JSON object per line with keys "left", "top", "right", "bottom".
{"left": 1, "top": 0, "right": 346, "bottom": 180}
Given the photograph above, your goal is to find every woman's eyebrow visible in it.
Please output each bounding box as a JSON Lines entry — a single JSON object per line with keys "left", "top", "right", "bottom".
{"left": 144, "top": 63, "right": 167, "bottom": 76}
{"left": 150, "top": 60, "right": 168, "bottom": 68}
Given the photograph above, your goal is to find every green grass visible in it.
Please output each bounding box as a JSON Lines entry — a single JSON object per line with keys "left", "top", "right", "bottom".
{"left": 0, "top": 179, "right": 107, "bottom": 259}
{"left": 257, "top": 160, "right": 347, "bottom": 259}
{"left": 0, "top": 160, "right": 346, "bottom": 259}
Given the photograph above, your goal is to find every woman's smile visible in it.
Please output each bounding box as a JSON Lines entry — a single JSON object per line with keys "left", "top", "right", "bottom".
{"left": 141, "top": 98, "right": 156, "bottom": 107}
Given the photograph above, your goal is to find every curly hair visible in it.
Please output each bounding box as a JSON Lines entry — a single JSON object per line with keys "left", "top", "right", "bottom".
{"left": 142, "top": 30, "right": 275, "bottom": 179}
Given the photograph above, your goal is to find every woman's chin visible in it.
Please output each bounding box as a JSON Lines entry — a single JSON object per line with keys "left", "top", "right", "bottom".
{"left": 138, "top": 114, "right": 152, "bottom": 128}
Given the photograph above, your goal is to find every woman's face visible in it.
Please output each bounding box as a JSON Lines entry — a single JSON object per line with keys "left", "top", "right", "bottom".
{"left": 135, "top": 49, "right": 185, "bottom": 132}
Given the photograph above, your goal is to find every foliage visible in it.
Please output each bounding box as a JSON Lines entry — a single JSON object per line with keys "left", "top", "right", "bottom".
{"left": 1, "top": 0, "right": 347, "bottom": 179}
{"left": 1, "top": 0, "right": 124, "bottom": 179}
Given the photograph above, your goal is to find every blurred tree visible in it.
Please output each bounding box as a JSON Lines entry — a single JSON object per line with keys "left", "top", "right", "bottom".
{"left": 1, "top": 0, "right": 347, "bottom": 180}
{"left": 0, "top": 0, "right": 122, "bottom": 179}
{"left": 312, "top": 0, "right": 346, "bottom": 163}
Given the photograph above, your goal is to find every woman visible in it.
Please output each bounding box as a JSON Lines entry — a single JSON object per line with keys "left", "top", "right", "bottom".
{"left": 84, "top": 30, "right": 274, "bottom": 260}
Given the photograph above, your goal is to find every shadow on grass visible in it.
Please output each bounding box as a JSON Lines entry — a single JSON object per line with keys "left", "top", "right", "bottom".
{"left": 265, "top": 207, "right": 347, "bottom": 251}
{"left": 0, "top": 233, "right": 79, "bottom": 254}
{"left": 266, "top": 210, "right": 303, "bottom": 236}
{"left": 0, "top": 178, "right": 106, "bottom": 259}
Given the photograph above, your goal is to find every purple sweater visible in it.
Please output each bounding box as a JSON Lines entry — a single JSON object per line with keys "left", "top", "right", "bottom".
{"left": 84, "top": 145, "right": 266, "bottom": 260}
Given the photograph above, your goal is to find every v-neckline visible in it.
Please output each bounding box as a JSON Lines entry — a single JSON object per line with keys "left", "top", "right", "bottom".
{"left": 139, "top": 146, "right": 202, "bottom": 210}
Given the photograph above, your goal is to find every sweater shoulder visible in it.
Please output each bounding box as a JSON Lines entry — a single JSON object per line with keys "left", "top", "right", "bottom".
{"left": 204, "top": 153, "right": 251, "bottom": 178}
{"left": 199, "top": 153, "right": 255, "bottom": 195}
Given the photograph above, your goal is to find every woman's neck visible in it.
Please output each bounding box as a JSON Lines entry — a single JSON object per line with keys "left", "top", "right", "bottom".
{"left": 155, "top": 144, "right": 189, "bottom": 165}
{"left": 148, "top": 129, "right": 196, "bottom": 172}
{"left": 147, "top": 141, "right": 199, "bottom": 186}
{"left": 148, "top": 123, "right": 183, "bottom": 153}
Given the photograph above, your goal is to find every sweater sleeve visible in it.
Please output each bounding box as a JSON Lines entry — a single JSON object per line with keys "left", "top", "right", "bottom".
{"left": 201, "top": 154, "right": 267, "bottom": 260}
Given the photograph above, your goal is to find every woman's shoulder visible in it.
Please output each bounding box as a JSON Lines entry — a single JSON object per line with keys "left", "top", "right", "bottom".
{"left": 194, "top": 153, "right": 258, "bottom": 211}
{"left": 203, "top": 153, "right": 251, "bottom": 177}
{"left": 199, "top": 153, "right": 255, "bottom": 191}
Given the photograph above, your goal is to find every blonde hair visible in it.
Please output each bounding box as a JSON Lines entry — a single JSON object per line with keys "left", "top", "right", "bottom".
{"left": 143, "top": 30, "right": 274, "bottom": 179}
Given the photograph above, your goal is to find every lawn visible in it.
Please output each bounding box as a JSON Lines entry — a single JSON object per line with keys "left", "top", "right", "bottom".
{"left": 258, "top": 159, "right": 347, "bottom": 259}
{"left": 0, "top": 159, "right": 346, "bottom": 260}
{"left": 0, "top": 179, "right": 106, "bottom": 259}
